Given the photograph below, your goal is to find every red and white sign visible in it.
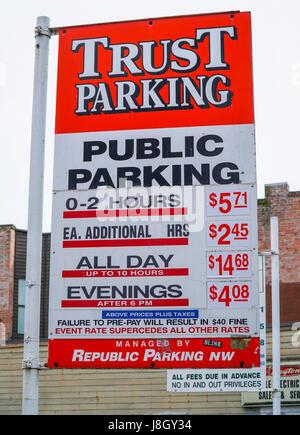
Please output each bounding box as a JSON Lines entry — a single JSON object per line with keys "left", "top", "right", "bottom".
{"left": 54, "top": 12, "right": 254, "bottom": 134}
{"left": 48, "top": 337, "right": 260, "bottom": 369}
{"left": 48, "top": 11, "right": 259, "bottom": 369}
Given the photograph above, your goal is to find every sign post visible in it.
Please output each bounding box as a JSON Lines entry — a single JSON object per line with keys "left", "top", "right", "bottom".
{"left": 271, "top": 216, "right": 281, "bottom": 415}
{"left": 22, "top": 16, "right": 51, "bottom": 415}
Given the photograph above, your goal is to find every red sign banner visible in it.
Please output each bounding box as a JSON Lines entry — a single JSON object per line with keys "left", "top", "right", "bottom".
{"left": 55, "top": 12, "right": 253, "bottom": 134}
{"left": 48, "top": 337, "right": 260, "bottom": 369}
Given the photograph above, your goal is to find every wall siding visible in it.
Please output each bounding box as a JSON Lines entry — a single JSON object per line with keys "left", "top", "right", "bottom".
{"left": 0, "top": 327, "right": 298, "bottom": 415}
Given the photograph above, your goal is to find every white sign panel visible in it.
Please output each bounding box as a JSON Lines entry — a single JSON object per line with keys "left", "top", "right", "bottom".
{"left": 49, "top": 183, "right": 259, "bottom": 340}
{"left": 53, "top": 125, "right": 255, "bottom": 191}
{"left": 167, "top": 367, "right": 264, "bottom": 392}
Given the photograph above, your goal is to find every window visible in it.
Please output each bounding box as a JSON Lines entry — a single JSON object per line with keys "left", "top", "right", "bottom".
{"left": 17, "top": 279, "right": 26, "bottom": 335}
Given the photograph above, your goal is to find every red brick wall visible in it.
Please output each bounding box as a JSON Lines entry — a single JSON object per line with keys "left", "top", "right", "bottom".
{"left": 258, "top": 183, "right": 300, "bottom": 323}
{"left": 0, "top": 226, "right": 15, "bottom": 340}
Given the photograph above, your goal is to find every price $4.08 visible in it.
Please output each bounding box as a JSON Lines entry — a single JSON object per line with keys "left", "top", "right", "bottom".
{"left": 208, "top": 283, "right": 250, "bottom": 308}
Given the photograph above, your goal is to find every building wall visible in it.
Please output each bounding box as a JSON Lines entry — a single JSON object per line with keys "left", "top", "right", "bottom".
{"left": 0, "top": 226, "right": 15, "bottom": 341}
{"left": 258, "top": 183, "right": 300, "bottom": 324}
{"left": 258, "top": 182, "right": 300, "bottom": 283}
{"left": 11, "top": 230, "right": 50, "bottom": 340}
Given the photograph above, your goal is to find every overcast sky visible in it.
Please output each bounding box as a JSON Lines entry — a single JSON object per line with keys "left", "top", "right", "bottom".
{"left": 1, "top": 0, "right": 300, "bottom": 231}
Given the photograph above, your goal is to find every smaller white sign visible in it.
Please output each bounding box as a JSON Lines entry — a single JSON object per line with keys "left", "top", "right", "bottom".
{"left": 167, "top": 368, "right": 265, "bottom": 392}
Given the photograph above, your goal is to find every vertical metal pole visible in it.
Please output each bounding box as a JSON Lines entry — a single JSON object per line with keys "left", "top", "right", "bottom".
{"left": 22, "top": 16, "right": 50, "bottom": 415}
{"left": 258, "top": 254, "right": 266, "bottom": 386}
{"left": 271, "top": 216, "right": 281, "bottom": 415}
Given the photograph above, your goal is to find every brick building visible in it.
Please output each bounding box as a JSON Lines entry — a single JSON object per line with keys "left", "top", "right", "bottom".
{"left": 0, "top": 228, "right": 50, "bottom": 342}
{"left": 257, "top": 183, "right": 300, "bottom": 325}
{"left": 0, "top": 225, "right": 15, "bottom": 341}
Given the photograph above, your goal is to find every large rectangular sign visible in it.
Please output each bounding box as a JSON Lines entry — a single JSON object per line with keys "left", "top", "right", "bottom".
{"left": 48, "top": 11, "right": 259, "bottom": 369}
